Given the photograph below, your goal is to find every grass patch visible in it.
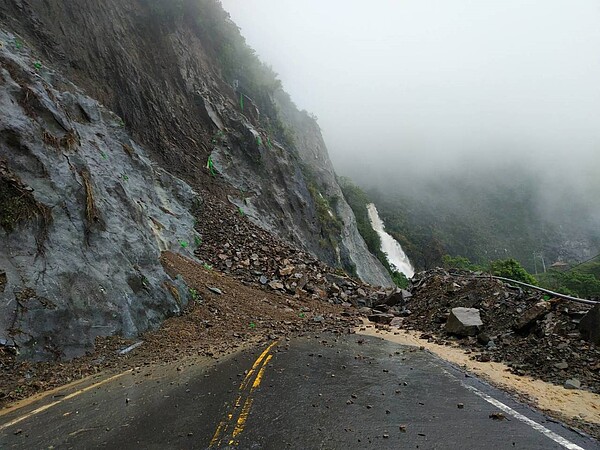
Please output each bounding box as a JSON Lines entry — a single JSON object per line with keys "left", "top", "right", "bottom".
{"left": 79, "top": 169, "right": 103, "bottom": 240}
{"left": 60, "top": 130, "right": 79, "bottom": 150}
{"left": 163, "top": 281, "right": 181, "bottom": 305}
{"left": 42, "top": 130, "right": 60, "bottom": 149}
{"left": 122, "top": 143, "right": 135, "bottom": 157}
{"left": 0, "top": 161, "right": 52, "bottom": 254}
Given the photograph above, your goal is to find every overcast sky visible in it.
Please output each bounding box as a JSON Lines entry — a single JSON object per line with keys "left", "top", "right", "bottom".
{"left": 220, "top": 0, "right": 600, "bottom": 184}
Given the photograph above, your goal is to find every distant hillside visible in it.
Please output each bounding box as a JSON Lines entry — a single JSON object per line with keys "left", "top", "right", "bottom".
{"left": 362, "top": 165, "right": 600, "bottom": 272}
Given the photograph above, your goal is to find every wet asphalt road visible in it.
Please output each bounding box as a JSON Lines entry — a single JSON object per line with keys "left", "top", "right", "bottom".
{"left": 0, "top": 334, "right": 598, "bottom": 449}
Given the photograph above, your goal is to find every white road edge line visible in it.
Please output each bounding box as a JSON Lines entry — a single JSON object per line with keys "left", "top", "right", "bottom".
{"left": 463, "top": 384, "right": 585, "bottom": 450}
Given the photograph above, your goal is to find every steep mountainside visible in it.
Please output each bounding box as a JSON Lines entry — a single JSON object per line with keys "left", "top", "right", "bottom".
{"left": 367, "top": 169, "right": 600, "bottom": 272}
{"left": 0, "top": 0, "right": 391, "bottom": 359}
{"left": 0, "top": 0, "right": 391, "bottom": 286}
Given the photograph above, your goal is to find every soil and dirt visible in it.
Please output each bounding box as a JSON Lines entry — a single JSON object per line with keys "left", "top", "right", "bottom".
{"left": 0, "top": 187, "right": 388, "bottom": 407}
{"left": 2, "top": 224, "right": 600, "bottom": 439}
{"left": 0, "top": 247, "right": 363, "bottom": 409}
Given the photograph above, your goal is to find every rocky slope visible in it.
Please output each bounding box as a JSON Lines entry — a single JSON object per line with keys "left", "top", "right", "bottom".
{"left": 0, "top": 0, "right": 391, "bottom": 286}
{"left": 0, "top": 0, "right": 391, "bottom": 360}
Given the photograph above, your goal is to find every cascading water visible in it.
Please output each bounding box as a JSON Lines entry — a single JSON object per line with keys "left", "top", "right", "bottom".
{"left": 366, "top": 203, "right": 415, "bottom": 278}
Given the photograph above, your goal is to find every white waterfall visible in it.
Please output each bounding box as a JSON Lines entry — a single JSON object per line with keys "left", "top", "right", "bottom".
{"left": 366, "top": 203, "right": 415, "bottom": 278}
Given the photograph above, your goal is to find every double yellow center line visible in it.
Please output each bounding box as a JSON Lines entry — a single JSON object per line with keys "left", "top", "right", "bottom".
{"left": 209, "top": 341, "right": 277, "bottom": 447}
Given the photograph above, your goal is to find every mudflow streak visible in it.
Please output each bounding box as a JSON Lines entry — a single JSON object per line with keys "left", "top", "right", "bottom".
{"left": 367, "top": 203, "right": 415, "bottom": 278}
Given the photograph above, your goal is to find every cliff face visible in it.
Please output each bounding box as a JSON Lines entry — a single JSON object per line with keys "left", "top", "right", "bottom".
{"left": 0, "top": 0, "right": 392, "bottom": 358}
{"left": 0, "top": 0, "right": 392, "bottom": 285}
{"left": 0, "top": 28, "right": 196, "bottom": 359}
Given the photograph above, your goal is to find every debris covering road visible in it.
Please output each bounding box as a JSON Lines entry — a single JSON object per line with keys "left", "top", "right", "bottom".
{"left": 1, "top": 228, "right": 599, "bottom": 444}
{"left": 0, "top": 335, "right": 596, "bottom": 449}
{"left": 370, "top": 268, "right": 600, "bottom": 393}
{"left": 0, "top": 250, "right": 358, "bottom": 409}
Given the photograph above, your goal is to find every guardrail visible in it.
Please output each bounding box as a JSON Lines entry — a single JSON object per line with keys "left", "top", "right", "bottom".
{"left": 470, "top": 274, "right": 600, "bottom": 306}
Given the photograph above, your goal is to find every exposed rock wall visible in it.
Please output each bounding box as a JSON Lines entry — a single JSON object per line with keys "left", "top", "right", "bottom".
{"left": 0, "top": 0, "right": 392, "bottom": 361}
{"left": 0, "top": 30, "right": 197, "bottom": 360}
{"left": 273, "top": 92, "right": 393, "bottom": 286}
{"left": 0, "top": 0, "right": 392, "bottom": 287}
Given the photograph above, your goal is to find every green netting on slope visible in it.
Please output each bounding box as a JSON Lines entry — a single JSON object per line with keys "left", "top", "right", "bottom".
{"left": 206, "top": 155, "right": 216, "bottom": 176}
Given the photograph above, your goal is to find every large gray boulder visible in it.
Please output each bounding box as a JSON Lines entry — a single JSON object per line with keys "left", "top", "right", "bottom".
{"left": 446, "top": 307, "right": 483, "bottom": 336}
{"left": 578, "top": 305, "right": 600, "bottom": 345}
{"left": 514, "top": 301, "right": 550, "bottom": 331}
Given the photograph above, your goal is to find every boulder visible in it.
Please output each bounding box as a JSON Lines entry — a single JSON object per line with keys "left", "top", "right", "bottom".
{"left": 383, "top": 290, "right": 403, "bottom": 307}
{"left": 368, "top": 313, "right": 395, "bottom": 325}
{"left": 578, "top": 305, "right": 600, "bottom": 345}
{"left": 514, "top": 301, "right": 551, "bottom": 331}
{"left": 564, "top": 379, "right": 581, "bottom": 390}
{"left": 381, "top": 289, "right": 412, "bottom": 307}
{"left": 445, "top": 307, "right": 483, "bottom": 336}
{"left": 373, "top": 304, "right": 390, "bottom": 313}
{"left": 390, "top": 317, "right": 403, "bottom": 327}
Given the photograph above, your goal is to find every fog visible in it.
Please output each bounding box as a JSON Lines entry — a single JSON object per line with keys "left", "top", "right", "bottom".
{"left": 221, "top": 0, "right": 600, "bottom": 199}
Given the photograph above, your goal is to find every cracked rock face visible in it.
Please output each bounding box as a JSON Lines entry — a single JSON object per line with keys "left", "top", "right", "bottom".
{"left": 0, "top": 30, "right": 197, "bottom": 360}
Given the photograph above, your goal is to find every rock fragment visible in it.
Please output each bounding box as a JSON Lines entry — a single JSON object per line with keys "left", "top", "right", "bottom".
{"left": 514, "top": 301, "right": 550, "bottom": 331}
{"left": 578, "top": 305, "right": 600, "bottom": 345}
{"left": 368, "top": 313, "right": 394, "bottom": 325}
{"left": 445, "top": 307, "right": 483, "bottom": 336}
{"left": 564, "top": 379, "right": 581, "bottom": 390}
{"left": 207, "top": 287, "right": 223, "bottom": 295}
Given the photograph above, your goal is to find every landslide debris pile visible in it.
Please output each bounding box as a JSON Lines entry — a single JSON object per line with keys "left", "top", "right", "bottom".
{"left": 372, "top": 268, "right": 600, "bottom": 393}
{"left": 195, "top": 200, "right": 394, "bottom": 305}
{"left": 0, "top": 251, "right": 362, "bottom": 407}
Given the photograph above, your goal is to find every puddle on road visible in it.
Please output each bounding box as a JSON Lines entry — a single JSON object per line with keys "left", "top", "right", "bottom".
{"left": 357, "top": 322, "right": 600, "bottom": 425}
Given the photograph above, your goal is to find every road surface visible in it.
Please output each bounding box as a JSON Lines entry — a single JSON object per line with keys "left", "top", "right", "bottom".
{"left": 0, "top": 334, "right": 597, "bottom": 449}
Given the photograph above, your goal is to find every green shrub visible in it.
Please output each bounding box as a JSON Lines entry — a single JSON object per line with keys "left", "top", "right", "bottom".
{"left": 539, "top": 269, "right": 600, "bottom": 298}
{"left": 488, "top": 258, "right": 537, "bottom": 285}
{"left": 391, "top": 271, "right": 409, "bottom": 289}
{"left": 188, "top": 287, "right": 199, "bottom": 301}
{"left": 442, "top": 255, "right": 482, "bottom": 271}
